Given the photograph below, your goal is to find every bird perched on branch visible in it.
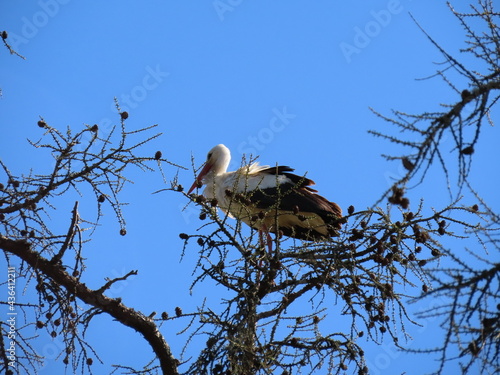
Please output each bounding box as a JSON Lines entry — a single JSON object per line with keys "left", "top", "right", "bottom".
{"left": 188, "top": 144, "right": 342, "bottom": 249}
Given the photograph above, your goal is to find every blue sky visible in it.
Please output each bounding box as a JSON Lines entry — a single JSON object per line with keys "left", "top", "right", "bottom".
{"left": 1, "top": 1, "right": 497, "bottom": 374}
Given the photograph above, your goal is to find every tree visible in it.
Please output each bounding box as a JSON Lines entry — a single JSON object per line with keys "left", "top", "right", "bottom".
{"left": 0, "top": 1, "right": 498, "bottom": 374}
{"left": 0, "top": 114, "right": 182, "bottom": 374}
{"left": 370, "top": 2, "right": 500, "bottom": 373}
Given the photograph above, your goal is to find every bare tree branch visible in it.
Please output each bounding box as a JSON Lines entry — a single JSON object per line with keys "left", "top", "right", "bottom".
{"left": 0, "top": 236, "right": 179, "bottom": 375}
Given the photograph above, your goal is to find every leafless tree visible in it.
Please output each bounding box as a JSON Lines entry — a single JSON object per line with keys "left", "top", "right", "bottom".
{"left": 370, "top": 1, "right": 500, "bottom": 374}
{"left": 178, "top": 2, "right": 499, "bottom": 374}
{"left": 1, "top": 1, "right": 498, "bottom": 374}
{"left": 0, "top": 112, "right": 182, "bottom": 375}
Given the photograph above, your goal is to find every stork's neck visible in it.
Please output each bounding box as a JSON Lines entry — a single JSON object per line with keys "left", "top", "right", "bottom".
{"left": 211, "top": 152, "right": 230, "bottom": 177}
{"left": 203, "top": 156, "right": 229, "bottom": 186}
{"left": 202, "top": 169, "right": 216, "bottom": 187}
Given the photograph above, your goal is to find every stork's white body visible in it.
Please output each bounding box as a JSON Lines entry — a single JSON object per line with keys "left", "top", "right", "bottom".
{"left": 202, "top": 163, "right": 289, "bottom": 212}
{"left": 189, "top": 144, "right": 342, "bottom": 241}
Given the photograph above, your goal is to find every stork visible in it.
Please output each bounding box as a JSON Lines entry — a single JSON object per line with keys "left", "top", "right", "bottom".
{"left": 188, "top": 144, "right": 342, "bottom": 250}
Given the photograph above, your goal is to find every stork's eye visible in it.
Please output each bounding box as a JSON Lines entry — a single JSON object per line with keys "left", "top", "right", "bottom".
{"left": 207, "top": 152, "right": 213, "bottom": 160}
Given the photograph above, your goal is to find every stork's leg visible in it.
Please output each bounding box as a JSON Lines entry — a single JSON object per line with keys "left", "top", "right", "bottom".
{"left": 265, "top": 232, "right": 273, "bottom": 255}
{"left": 256, "top": 226, "right": 276, "bottom": 287}
{"left": 256, "top": 230, "right": 265, "bottom": 281}
{"left": 258, "top": 229, "right": 265, "bottom": 251}
{"left": 260, "top": 224, "right": 273, "bottom": 255}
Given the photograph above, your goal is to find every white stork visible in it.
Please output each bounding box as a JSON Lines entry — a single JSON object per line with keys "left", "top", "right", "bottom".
{"left": 188, "top": 144, "right": 342, "bottom": 247}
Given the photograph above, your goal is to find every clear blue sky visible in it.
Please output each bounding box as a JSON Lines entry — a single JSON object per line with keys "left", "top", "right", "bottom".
{"left": 1, "top": 1, "right": 497, "bottom": 374}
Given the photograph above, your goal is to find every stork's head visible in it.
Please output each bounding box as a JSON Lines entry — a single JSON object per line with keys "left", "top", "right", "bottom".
{"left": 188, "top": 144, "right": 231, "bottom": 194}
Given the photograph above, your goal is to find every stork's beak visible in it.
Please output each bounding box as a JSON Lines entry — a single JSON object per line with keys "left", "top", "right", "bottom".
{"left": 187, "top": 162, "right": 213, "bottom": 194}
